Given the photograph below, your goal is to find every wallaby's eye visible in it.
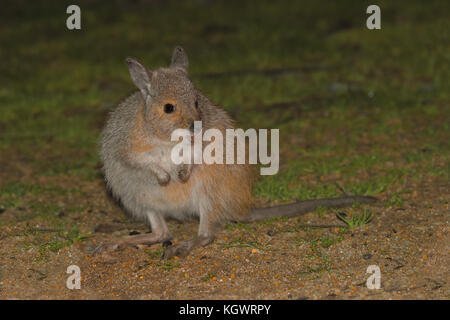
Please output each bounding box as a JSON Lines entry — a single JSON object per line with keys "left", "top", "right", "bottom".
{"left": 194, "top": 100, "right": 199, "bottom": 109}
{"left": 164, "top": 103, "right": 175, "bottom": 114}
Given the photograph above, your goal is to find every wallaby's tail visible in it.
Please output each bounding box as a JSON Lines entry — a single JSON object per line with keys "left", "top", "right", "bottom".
{"left": 244, "top": 196, "right": 377, "bottom": 222}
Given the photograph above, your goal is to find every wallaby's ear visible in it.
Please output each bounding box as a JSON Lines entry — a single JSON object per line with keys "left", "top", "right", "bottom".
{"left": 126, "top": 57, "right": 153, "bottom": 99}
{"left": 170, "top": 46, "right": 189, "bottom": 72}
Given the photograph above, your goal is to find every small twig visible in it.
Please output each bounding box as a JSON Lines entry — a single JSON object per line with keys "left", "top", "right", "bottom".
{"left": 297, "top": 224, "right": 344, "bottom": 229}
{"left": 218, "top": 241, "right": 274, "bottom": 252}
{"left": 29, "top": 228, "right": 63, "bottom": 233}
{"left": 384, "top": 284, "right": 426, "bottom": 293}
{"left": 29, "top": 268, "right": 47, "bottom": 277}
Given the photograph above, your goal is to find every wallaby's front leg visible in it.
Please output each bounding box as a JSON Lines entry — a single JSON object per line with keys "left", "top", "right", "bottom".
{"left": 150, "top": 164, "right": 171, "bottom": 186}
{"left": 162, "top": 209, "right": 217, "bottom": 259}
{"left": 94, "top": 212, "right": 171, "bottom": 254}
{"left": 130, "top": 152, "right": 171, "bottom": 185}
{"left": 177, "top": 163, "right": 193, "bottom": 183}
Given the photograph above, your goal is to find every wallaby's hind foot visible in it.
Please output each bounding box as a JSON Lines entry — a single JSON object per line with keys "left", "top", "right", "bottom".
{"left": 161, "top": 235, "right": 215, "bottom": 260}
{"left": 93, "top": 233, "right": 172, "bottom": 255}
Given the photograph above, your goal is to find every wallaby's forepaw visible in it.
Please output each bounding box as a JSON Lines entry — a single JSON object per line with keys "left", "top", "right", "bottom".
{"left": 177, "top": 164, "right": 192, "bottom": 183}
{"left": 156, "top": 172, "right": 171, "bottom": 186}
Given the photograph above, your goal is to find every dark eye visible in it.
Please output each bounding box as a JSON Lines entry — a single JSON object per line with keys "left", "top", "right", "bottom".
{"left": 164, "top": 103, "right": 175, "bottom": 114}
{"left": 194, "top": 100, "right": 199, "bottom": 109}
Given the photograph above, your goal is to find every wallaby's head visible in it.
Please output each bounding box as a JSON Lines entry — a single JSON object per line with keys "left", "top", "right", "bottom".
{"left": 126, "top": 46, "right": 201, "bottom": 141}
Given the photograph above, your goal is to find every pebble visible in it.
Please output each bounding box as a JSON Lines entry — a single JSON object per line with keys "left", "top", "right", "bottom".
{"left": 363, "top": 253, "right": 373, "bottom": 260}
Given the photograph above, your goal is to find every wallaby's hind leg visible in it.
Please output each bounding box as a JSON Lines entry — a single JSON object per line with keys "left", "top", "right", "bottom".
{"left": 162, "top": 210, "right": 216, "bottom": 259}
{"left": 93, "top": 211, "right": 171, "bottom": 254}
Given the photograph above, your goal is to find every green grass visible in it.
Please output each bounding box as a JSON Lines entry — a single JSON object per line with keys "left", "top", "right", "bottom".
{"left": 219, "top": 235, "right": 273, "bottom": 252}
{"left": 202, "top": 272, "right": 217, "bottom": 281}
{"left": 21, "top": 224, "right": 92, "bottom": 264}
{"left": 317, "top": 235, "right": 345, "bottom": 249}
{"left": 0, "top": 182, "right": 66, "bottom": 209}
{"left": 298, "top": 236, "right": 336, "bottom": 276}
{"left": 145, "top": 247, "right": 164, "bottom": 260}
{"left": 336, "top": 209, "right": 374, "bottom": 229}
{"left": 385, "top": 192, "right": 404, "bottom": 207}
{"left": 156, "top": 260, "right": 181, "bottom": 271}
{"left": 225, "top": 221, "right": 255, "bottom": 231}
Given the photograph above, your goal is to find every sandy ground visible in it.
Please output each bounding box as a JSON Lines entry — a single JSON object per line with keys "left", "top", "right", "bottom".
{"left": 0, "top": 173, "right": 448, "bottom": 300}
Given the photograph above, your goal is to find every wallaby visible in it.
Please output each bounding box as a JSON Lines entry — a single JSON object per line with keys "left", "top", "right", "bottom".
{"left": 98, "top": 46, "right": 376, "bottom": 259}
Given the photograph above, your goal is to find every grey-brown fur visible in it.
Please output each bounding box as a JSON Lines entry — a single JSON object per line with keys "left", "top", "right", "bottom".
{"left": 98, "top": 46, "right": 376, "bottom": 258}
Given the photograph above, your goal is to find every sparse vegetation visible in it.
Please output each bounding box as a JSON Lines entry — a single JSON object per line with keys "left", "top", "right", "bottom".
{"left": 156, "top": 260, "right": 181, "bottom": 271}
{"left": 336, "top": 209, "right": 374, "bottom": 229}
